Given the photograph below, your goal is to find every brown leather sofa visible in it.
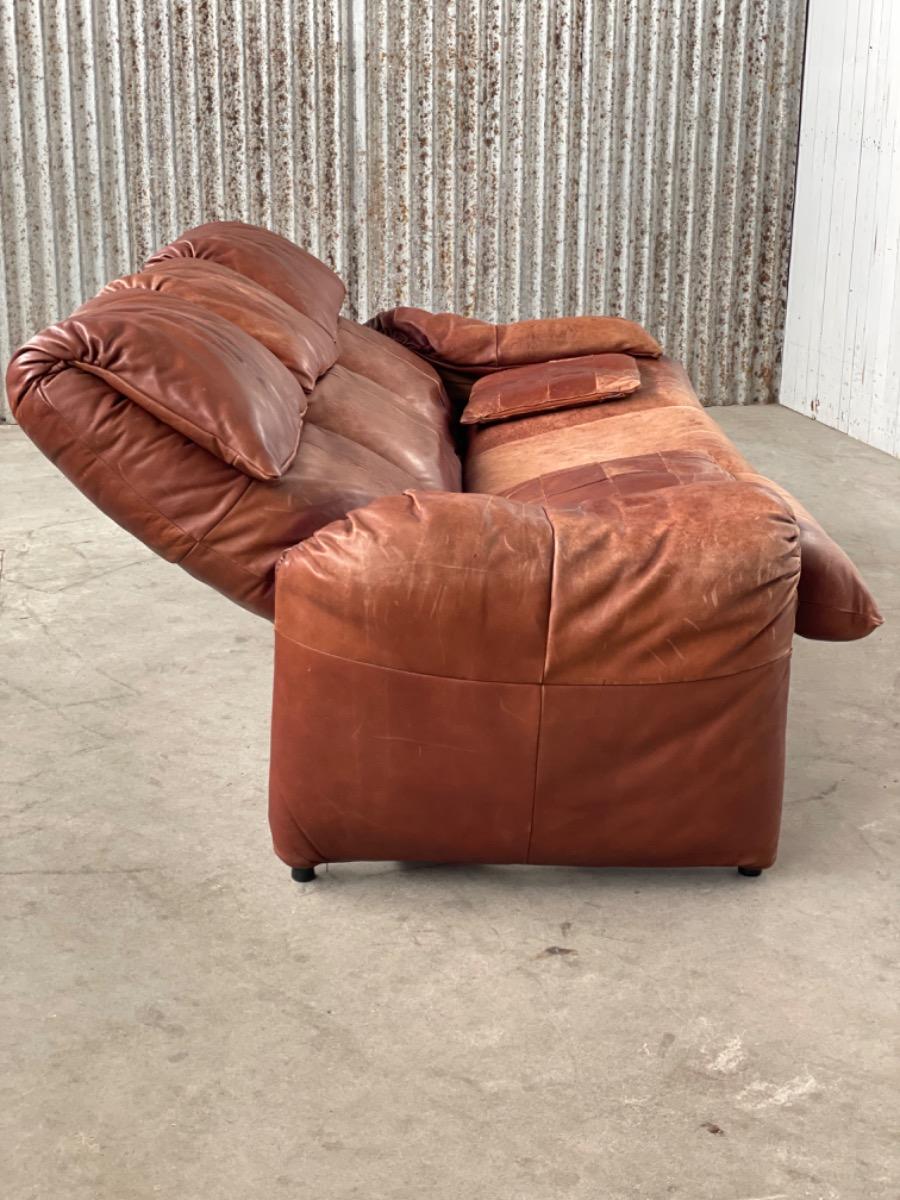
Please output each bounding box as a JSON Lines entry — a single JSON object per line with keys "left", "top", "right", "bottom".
{"left": 6, "top": 221, "right": 883, "bottom": 882}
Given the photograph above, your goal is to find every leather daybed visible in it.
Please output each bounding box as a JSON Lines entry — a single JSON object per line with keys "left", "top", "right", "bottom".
{"left": 6, "top": 222, "right": 883, "bottom": 882}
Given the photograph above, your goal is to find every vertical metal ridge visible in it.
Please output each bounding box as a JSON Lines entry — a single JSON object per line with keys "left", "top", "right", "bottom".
{"left": 2, "top": 0, "right": 806, "bottom": 419}
{"left": 497, "top": 0, "right": 525, "bottom": 322}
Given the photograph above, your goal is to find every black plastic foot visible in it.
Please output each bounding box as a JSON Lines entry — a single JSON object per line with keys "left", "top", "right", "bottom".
{"left": 738, "top": 866, "right": 763, "bottom": 877}
{"left": 291, "top": 866, "right": 316, "bottom": 883}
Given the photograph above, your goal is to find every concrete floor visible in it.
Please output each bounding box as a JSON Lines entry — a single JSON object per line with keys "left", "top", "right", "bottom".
{"left": 1, "top": 406, "right": 897, "bottom": 1199}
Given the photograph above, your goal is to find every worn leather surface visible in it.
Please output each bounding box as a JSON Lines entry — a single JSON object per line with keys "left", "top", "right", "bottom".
{"left": 5, "top": 219, "right": 882, "bottom": 875}
{"left": 7, "top": 290, "right": 307, "bottom": 482}
{"left": 99, "top": 257, "right": 338, "bottom": 390}
{"left": 367, "top": 306, "right": 663, "bottom": 371}
{"left": 461, "top": 353, "right": 641, "bottom": 424}
{"left": 466, "top": 403, "right": 755, "bottom": 494}
{"left": 270, "top": 486, "right": 798, "bottom": 869}
{"left": 499, "top": 450, "right": 731, "bottom": 508}
{"left": 146, "top": 220, "right": 346, "bottom": 337}
{"left": 735, "top": 472, "right": 883, "bottom": 640}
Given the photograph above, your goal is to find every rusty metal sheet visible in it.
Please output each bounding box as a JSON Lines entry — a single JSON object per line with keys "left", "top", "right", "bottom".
{"left": 0, "top": 0, "right": 806, "bottom": 419}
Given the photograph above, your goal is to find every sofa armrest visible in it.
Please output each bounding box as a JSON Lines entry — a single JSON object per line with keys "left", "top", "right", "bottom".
{"left": 274, "top": 483, "right": 799, "bottom": 687}
{"left": 269, "top": 485, "right": 800, "bottom": 872}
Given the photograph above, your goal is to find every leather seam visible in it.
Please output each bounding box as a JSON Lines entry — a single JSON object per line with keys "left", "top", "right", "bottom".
{"left": 465, "top": 405, "right": 704, "bottom": 465}
{"left": 180, "top": 537, "right": 267, "bottom": 586}
{"left": 194, "top": 475, "right": 255, "bottom": 543}
{"left": 273, "top": 627, "right": 792, "bottom": 688}
{"left": 526, "top": 508, "right": 556, "bottom": 863}
{"left": 275, "top": 792, "right": 327, "bottom": 867}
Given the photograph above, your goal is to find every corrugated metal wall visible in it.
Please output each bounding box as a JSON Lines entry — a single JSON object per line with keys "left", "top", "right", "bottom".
{"left": 780, "top": 0, "right": 900, "bottom": 457}
{"left": 0, "top": 0, "right": 806, "bottom": 420}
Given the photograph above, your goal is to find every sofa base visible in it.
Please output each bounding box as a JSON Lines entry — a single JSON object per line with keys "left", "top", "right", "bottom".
{"left": 269, "top": 633, "right": 791, "bottom": 879}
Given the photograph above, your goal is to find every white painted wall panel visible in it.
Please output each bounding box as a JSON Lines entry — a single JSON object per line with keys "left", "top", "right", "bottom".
{"left": 781, "top": 0, "right": 900, "bottom": 457}
{"left": 1, "top": 0, "right": 806, "bottom": 420}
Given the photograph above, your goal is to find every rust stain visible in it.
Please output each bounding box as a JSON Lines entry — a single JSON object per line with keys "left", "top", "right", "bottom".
{"left": 0, "top": 0, "right": 806, "bottom": 419}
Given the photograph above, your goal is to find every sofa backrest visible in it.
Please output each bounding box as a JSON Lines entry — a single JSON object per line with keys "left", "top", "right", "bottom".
{"left": 6, "top": 222, "right": 459, "bottom": 619}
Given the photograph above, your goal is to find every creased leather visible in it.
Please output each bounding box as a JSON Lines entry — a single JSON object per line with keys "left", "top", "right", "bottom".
{"left": 734, "top": 473, "right": 883, "bottom": 641}
{"left": 146, "top": 220, "right": 346, "bottom": 337}
{"left": 7, "top": 290, "right": 306, "bottom": 482}
{"left": 270, "top": 484, "right": 798, "bottom": 869}
{"left": 367, "top": 306, "right": 663, "bottom": 372}
{"left": 98, "top": 257, "right": 338, "bottom": 389}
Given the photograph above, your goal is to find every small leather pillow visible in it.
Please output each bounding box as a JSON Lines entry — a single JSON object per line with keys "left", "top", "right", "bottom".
{"left": 98, "top": 258, "right": 337, "bottom": 391}
{"left": 461, "top": 354, "right": 641, "bottom": 424}
{"left": 368, "top": 307, "right": 662, "bottom": 370}
{"left": 9, "top": 291, "right": 306, "bottom": 481}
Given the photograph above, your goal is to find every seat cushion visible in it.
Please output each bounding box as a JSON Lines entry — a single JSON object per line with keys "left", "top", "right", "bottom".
{"left": 466, "top": 404, "right": 750, "bottom": 494}
{"left": 499, "top": 451, "right": 731, "bottom": 508}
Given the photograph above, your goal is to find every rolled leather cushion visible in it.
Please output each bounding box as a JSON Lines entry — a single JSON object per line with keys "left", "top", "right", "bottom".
{"left": 98, "top": 258, "right": 337, "bottom": 390}
{"left": 7, "top": 290, "right": 306, "bottom": 481}
{"left": 367, "top": 306, "right": 662, "bottom": 372}
{"left": 146, "top": 220, "right": 345, "bottom": 339}
{"left": 734, "top": 473, "right": 883, "bottom": 641}
{"left": 461, "top": 353, "right": 641, "bottom": 424}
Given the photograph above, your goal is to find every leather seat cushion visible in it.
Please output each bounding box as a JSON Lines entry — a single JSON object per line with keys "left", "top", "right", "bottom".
{"left": 499, "top": 451, "right": 732, "bottom": 509}
{"left": 465, "top": 404, "right": 751, "bottom": 495}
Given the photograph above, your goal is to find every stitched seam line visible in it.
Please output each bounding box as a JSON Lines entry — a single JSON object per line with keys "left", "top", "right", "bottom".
{"left": 274, "top": 627, "right": 792, "bottom": 688}
{"left": 526, "top": 509, "right": 556, "bottom": 863}
{"left": 277, "top": 790, "right": 327, "bottom": 866}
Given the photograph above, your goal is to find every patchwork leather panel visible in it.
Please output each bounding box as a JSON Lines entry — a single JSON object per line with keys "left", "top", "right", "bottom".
{"left": 465, "top": 405, "right": 755, "bottom": 494}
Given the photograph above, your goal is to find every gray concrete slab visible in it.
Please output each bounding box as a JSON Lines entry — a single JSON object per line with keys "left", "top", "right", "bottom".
{"left": 1, "top": 407, "right": 897, "bottom": 1200}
